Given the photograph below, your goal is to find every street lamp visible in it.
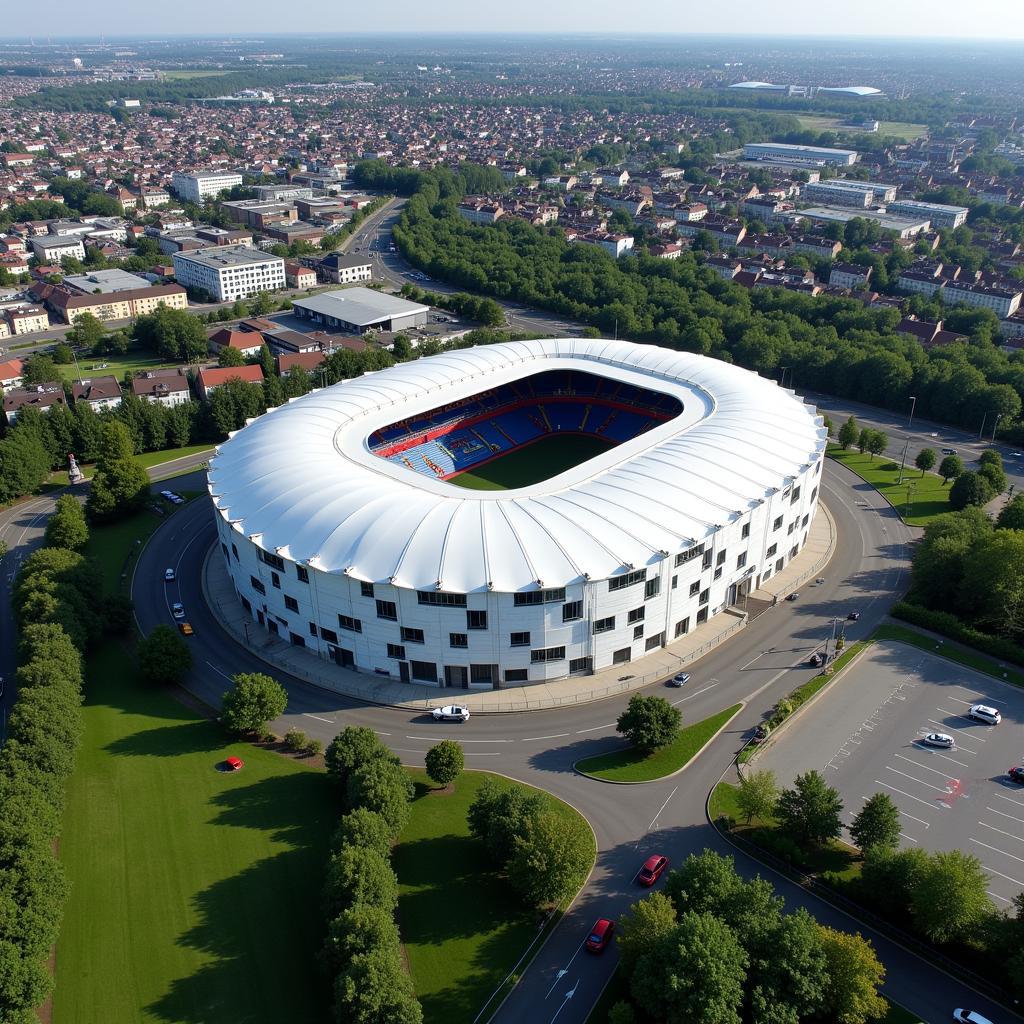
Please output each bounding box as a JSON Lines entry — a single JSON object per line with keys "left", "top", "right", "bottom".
{"left": 990, "top": 413, "right": 1001, "bottom": 443}
{"left": 779, "top": 366, "right": 791, "bottom": 389}
{"left": 907, "top": 395, "right": 917, "bottom": 430}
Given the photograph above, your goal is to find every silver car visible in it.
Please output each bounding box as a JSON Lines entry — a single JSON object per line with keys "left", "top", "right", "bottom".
{"left": 922, "top": 732, "right": 955, "bottom": 749}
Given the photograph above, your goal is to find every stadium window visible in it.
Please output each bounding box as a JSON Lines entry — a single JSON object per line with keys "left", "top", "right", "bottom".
{"left": 410, "top": 661, "right": 437, "bottom": 683}
{"left": 741, "top": 523, "right": 750, "bottom": 539}
{"left": 296, "top": 565, "right": 309, "bottom": 584}
{"left": 810, "top": 486, "right": 818, "bottom": 503}
{"left": 417, "top": 590, "right": 467, "bottom": 607}
{"left": 271, "top": 571, "right": 280, "bottom": 590}
{"left": 716, "top": 550, "right": 726, "bottom": 566}
{"left": 791, "top": 485, "right": 801, "bottom": 504}
{"left": 714, "top": 567, "right": 723, "bottom": 580}
{"left": 309, "top": 622, "right": 318, "bottom": 637}
{"left": 627, "top": 606, "right": 645, "bottom": 624}
{"left": 289, "top": 633, "right": 305, "bottom": 648}
{"left": 376, "top": 599, "right": 397, "bottom": 621}
{"left": 776, "top": 557, "right": 784, "bottom": 572}
{"left": 284, "top": 595, "right": 299, "bottom": 612}
{"left": 612, "top": 647, "right": 631, "bottom": 665}
{"left": 773, "top": 516, "right": 783, "bottom": 531}
{"left": 608, "top": 568, "right": 646, "bottom": 592}
{"left": 320, "top": 627, "right": 339, "bottom": 644}
{"left": 250, "top": 575, "right": 266, "bottom": 596}
{"left": 530, "top": 646, "right": 565, "bottom": 664}
{"left": 569, "top": 657, "right": 592, "bottom": 674}
{"left": 562, "top": 600, "right": 583, "bottom": 622}
{"left": 231, "top": 543, "right": 239, "bottom": 560}
{"left": 675, "top": 544, "right": 704, "bottom": 566}
{"left": 633, "top": 625, "right": 644, "bottom": 640}
{"left": 767, "top": 543, "right": 777, "bottom": 558}
{"left": 401, "top": 627, "right": 425, "bottom": 644}
{"left": 671, "top": 575, "right": 678, "bottom": 590}
{"left": 644, "top": 577, "right": 660, "bottom": 600}
{"left": 645, "top": 632, "right": 665, "bottom": 652}
{"left": 510, "top": 631, "right": 531, "bottom": 647}
{"left": 702, "top": 550, "right": 713, "bottom": 570}
{"left": 513, "top": 587, "right": 566, "bottom": 606}
{"left": 736, "top": 552, "right": 747, "bottom": 570}
{"left": 689, "top": 580, "right": 700, "bottom": 597}
{"left": 338, "top": 614, "right": 362, "bottom": 633}
{"left": 696, "top": 608, "right": 708, "bottom": 624}
{"left": 470, "top": 665, "right": 495, "bottom": 685}
{"left": 787, "top": 521, "right": 796, "bottom": 535}
{"left": 699, "top": 589, "right": 709, "bottom": 605}
{"left": 674, "top": 617, "right": 690, "bottom": 638}
{"left": 467, "top": 609, "right": 488, "bottom": 630}
{"left": 505, "top": 668, "right": 529, "bottom": 683}
{"left": 360, "top": 581, "right": 374, "bottom": 598}
{"left": 240, "top": 596, "right": 252, "bottom": 614}
{"left": 387, "top": 643, "right": 406, "bottom": 659}
{"left": 592, "top": 616, "right": 615, "bottom": 634}
{"left": 449, "top": 632, "right": 468, "bottom": 649}
{"left": 802, "top": 513, "right": 809, "bottom": 528}
{"left": 259, "top": 549, "right": 285, "bottom": 571}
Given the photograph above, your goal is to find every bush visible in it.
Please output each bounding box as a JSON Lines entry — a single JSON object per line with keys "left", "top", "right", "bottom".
{"left": 305, "top": 738, "right": 323, "bottom": 757}
{"left": 284, "top": 728, "right": 309, "bottom": 752}
{"left": 891, "top": 600, "right": 1024, "bottom": 667}
{"left": 616, "top": 694, "right": 682, "bottom": 753}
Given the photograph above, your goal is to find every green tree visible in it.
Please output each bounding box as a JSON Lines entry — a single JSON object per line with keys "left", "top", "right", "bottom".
{"left": 44, "top": 494, "right": 88, "bottom": 550}
{"left": 776, "top": 770, "right": 843, "bottom": 848}
{"left": 333, "top": 944, "right": 423, "bottom": 1024}
{"left": 250, "top": 291, "right": 276, "bottom": 316}
{"left": 136, "top": 623, "right": 194, "bottom": 686}
{"left": 21, "top": 353, "right": 59, "bottom": 386}
{"left": 52, "top": 342, "right": 74, "bottom": 364}
{"left": 837, "top": 416, "right": 859, "bottom": 450}
{"left": 817, "top": 926, "right": 887, "bottom": 1024}
{"left": 978, "top": 460, "right": 1007, "bottom": 495}
{"left": 133, "top": 304, "right": 209, "bottom": 362}
{"left": 735, "top": 769, "right": 779, "bottom": 825}
{"left": 607, "top": 1003, "right": 636, "bottom": 1024}
{"left": 0, "top": 429, "right": 51, "bottom": 503}
{"left": 865, "top": 430, "right": 888, "bottom": 460}
{"left": 468, "top": 778, "right": 547, "bottom": 866}
{"left": 616, "top": 694, "right": 682, "bottom": 753}
{"left": 997, "top": 493, "right": 1024, "bottom": 530}
{"left": 326, "top": 726, "right": 397, "bottom": 790}
{"left": 911, "top": 849, "right": 993, "bottom": 944}
{"left": 345, "top": 759, "right": 413, "bottom": 836}
{"left": 909, "top": 507, "right": 992, "bottom": 611}
{"left": 323, "top": 845, "right": 398, "bottom": 917}
{"left": 617, "top": 890, "right": 678, "bottom": 973}
{"left": 849, "top": 793, "right": 901, "bottom": 853}
{"left": 322, "top": 903, "right": 400, "bottom": 973}
{"left": 66, "top": 311, "right": 106, "bottom": 351}
{"left": 860, "top": 845, "right": 931, "bottom": 919}
{"left": 258, "top": 342, "right": 276, "bottom": 379}
{"left": 506, "top": 809, "right": 594, "bottom": 907}
{"left": 424, "top": 739, "right": 464, "bottom": 788}
{"left": 938, "top": 454, "right": 964, "bottom": 483}
{"left": 218, "top": 345, "right": 245, "bottom": 367}
{"left": 948, "top": 470, "right": 995, "bottom": 511}
{"left": 631, "top": 912, "right": 748, "bottom": 1024}
{"left": 219, "top": 671, "right": 288, "bottom": 737}
{"left": 747, "top": 908, "right": 828, "bottom": 1024}
{"left": 332, "top": 808, "right": 395, "bottom": 860}
{"left": 664, "top": 849, "right": 745, "bottom": 918}
{"left": 856, "top": 428, "right": 871, "bottom": 455}
{"left": 85, "top": 420, "right": 150, "bottom": 522}
{"left": 915, "top": 448, "right": 936, "bottom": 475}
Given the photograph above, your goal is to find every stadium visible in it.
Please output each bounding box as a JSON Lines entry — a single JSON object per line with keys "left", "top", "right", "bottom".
{"left": 208, "top": 338, "right": 826, "bottom": 689}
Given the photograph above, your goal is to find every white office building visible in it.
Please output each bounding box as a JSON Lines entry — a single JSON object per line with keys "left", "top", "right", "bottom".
{"left": 171, "top": 170, "right": 245, "bottom": 203}
{"left": 804, "top": 180, "right": 897, "bottom": 207}
{"left": 30, "top": 235, "right": 86, "bottom": 263}
{"left": 744, "top": 143, "right": 858, "bottom": 167}
{"left": 887, "top": 200, "right": 969, "bottom": 230}
{"left": 171, "top": 245, "right": 285, "bottom": 302}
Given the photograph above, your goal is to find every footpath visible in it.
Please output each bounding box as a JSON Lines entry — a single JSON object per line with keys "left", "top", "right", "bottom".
{"left": 202, "top": 504, "right": 836, "bottom": 714}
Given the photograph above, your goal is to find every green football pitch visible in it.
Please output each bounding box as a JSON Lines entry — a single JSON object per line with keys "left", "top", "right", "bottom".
{"left": 449, "top": 433, "right": 613, "bottom": 490}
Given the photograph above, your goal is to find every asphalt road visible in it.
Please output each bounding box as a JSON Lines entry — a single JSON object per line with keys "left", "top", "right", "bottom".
{"left": 759, "top": 642, "right": 1024, "bottom": 906}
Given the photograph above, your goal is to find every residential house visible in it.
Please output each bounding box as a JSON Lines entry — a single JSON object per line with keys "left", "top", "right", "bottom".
{"left": 71, "top": 375, "right": 122, "bottom": 412}
{"left": 196, "top": 364, "right": 265, "bottom": 400}
{"left": 208, "top": 327, "right": 265, "bottom": 359}
{"left": 130, "top": 368, "right": 193, "bottom": 408}
{"left": 283, "top": 261, "right": 317, "bottom": 289}
{"left": 0, "top": 358, "right": 24, "bottom": 389}
{"left": 3, "top": 382, "right": 67, "bottom": 423}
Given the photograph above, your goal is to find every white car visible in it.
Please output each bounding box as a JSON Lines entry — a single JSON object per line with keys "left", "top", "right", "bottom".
{"left": 160, "top": 489, "right": 174, "bottom": 500}
{"left": 172, "top": 602, "right": 185, "bottom": 620}
{"left": 164, "top": 567, "right": 176, "bottom": 581}
{"left": 969, "top": 704, "right": 1001, "bottom": 725}
{"left": 953, "top": 1011, "right": 994, "bottom": 1024}
{"left": 431, "top": 705, "right": 470, "bottom": 722}
{"left": 922, "top": 732, "right": 955, "bottom": 748}
{"left": 668, "top": 672, "right": 690, "bottom": 687}
{"left": 167, "top": 491, "right": 184, "bottom": 505}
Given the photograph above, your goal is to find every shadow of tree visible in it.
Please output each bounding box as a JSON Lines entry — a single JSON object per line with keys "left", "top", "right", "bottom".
{"left": 103, "top": 719, "right": 225, "bottom": 758}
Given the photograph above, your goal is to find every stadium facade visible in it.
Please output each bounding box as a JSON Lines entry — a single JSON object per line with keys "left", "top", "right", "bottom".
{"left": 208, "top": 339, "right": 826, "bottom": 689}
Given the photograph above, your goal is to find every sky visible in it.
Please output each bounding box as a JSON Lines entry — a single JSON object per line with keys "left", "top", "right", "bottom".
{"left": 7, "top": 0, "right": 1024, "bottom": 40}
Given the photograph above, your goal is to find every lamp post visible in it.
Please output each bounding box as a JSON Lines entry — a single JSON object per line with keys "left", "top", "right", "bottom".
{"left": 907, "top": 395, "right": 917, "bottom": 430}
{"left": 980, "top": 411, "right": 990, "bottom": 440}
{"left": 991, "top": 413, "right": 1001, "bottom": 443}
{"left": 779, "top": 366, "right": 791, "bottom": 389}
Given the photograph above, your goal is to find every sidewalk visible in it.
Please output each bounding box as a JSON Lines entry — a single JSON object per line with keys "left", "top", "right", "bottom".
{"left": 202, "top": 503, "right": 837, "bottom": 713}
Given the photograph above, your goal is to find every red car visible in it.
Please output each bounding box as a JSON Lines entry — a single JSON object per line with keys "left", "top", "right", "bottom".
{"left": 638, "top": 854, "right": 669, "bottom": 887}
{"left": 585, "top": 918, "right": 615, "bottom": 953}
{"left": 225, "top": 756, "right": 244, "bottom": 772}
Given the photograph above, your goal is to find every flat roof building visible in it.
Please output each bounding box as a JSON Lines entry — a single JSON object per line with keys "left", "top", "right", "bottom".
{"left": 799, "top": 207, "right": 931, "bottom": 239}
{"left": 887, "top": 200, "right": 969, "bottom": 229}
{"left": 292, "top": 287, "right": 429, "bottom": 334}
{"left": 63, "top": 269, "right": 154, "bottom": 295}
{"left": 171, "top": 170, "right": 245, "bottom": 203}
{"left": 743, "top": 143, "right": 858, "bottom": 167}
{"left": 804, "top": 180, "right": 898, "bottom": 207}
{"left": 171, "top": 245, "right": 285, "bottom": 303}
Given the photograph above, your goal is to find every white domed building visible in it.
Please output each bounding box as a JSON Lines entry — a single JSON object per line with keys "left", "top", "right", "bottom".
{"left": 208, "top": 338, "right": 826, "bottom": 689}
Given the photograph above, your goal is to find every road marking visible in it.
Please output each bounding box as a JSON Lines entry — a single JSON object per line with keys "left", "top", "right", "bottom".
{"left": 575, "top": 723, "right": 614, "bottom": 734}
{"left": 876, "top": 780, "right": 945, "bottom": 811}
{"left": 672, "top": 682, "right": 719, "bottom": 704}
{"left": 989, "top": 890, "right": 1012, "bottom": 904}
{"left": 925, "top": 721, "right": 979, "bottom": 749}
{"left": 893, "top": 753, "right": 960, "bottom": 779}
{"left": 205, "top": 661, "right": 233, "bottom": 681}
{"left": 978, "top": 821, "right": 1024, "bottom": 844}
{"left": 982, "top": 864, "right": 1024, "bottom": 887}
{"left": 521, "top": 733, "right": 571, "bottom": 742}
{"left": 545, "top": 940, "right": 586, "bottom": 999}
{"left": 408, "top": 735, "right": 512, "bottom": 743}
{"left": 885, "top": 766, "right": 953, "bottom": 794}
{"left": 995, "top": 792, "right": 1024, "bottom": 809}
{"left": 970, "top": 837, "right": 1024, "bottom": 865}
{"left": 934, "top": 709, "right": 987, "bottom": 739}
{"left": 374, "top": 731, "right": 391, "bottom": 737}
{"left": 987, "top": 806, "right": 1024, "bottom": 825}
{"left": 648, "top": 786, "right": 679, "bottom": 832}
{"left": 303, "top": 713, "right": 334, "bottom": 724}
{"left": 898, "top": 832, "right": 920, "bottom": 844}
{"left": 394, "top": 747, "right": 499, "bottom": 756}
{"left": 549, "top": 979, "right": 578, "bottom": 1024}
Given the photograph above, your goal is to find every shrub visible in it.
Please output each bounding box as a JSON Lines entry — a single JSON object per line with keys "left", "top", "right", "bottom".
{"left": 891, "top": 600, "right": 1024, "bottom": 667}
{"left": 305, "top": 738, "right": 323, "bottom": 757}
{"left": 284, "top": 728, "right": 309, "bottom": 752}
{"left": 137, "top": 624, "right": 193, "bottom": 687}
{"left": 616, "top": 694, "right": 682, "bottom": 753}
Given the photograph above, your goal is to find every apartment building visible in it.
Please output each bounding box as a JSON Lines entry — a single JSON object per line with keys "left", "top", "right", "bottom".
{"left": 72, "top": 375, "right": 122, "bottom": 412}
{"left": 171, "top": 246, "right": 285, "bottom": 302}
{"left": 171, "top": 170, "right": 244, "bottom": 203}
{"left": 130, "top": 368, "right": 192, "bottom": 408}
{"left": 829, "top": 263, "right": 873, "bottom": 290}
{"left": 887, "top": 199, "right": 969, "bottom": 229}
{"left": 3, "top": 382, "right": 67, "bottom": 423}
{"left": 317, "top": 252, "right": 373, "bottom": 285}
{"left": 943, "top": 280, "right": 1022, "bottom": 318}
{"left": 29, "top": 234, "right": 85, "bottom": 263}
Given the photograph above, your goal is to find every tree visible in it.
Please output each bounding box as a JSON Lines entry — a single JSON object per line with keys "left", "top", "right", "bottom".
{"left": 817, "top": 926, "right": 887, "bottom": 1024}
{"left": 856, "top": 428, "right": 871, "bottom": 455}
{"left": 424, "top": 740, "right": 464, "bottom": 789}
{"left": 44, "top": 494, "right": 88, "bottom": 550}
{"left": 997, "top": 493, "right": 1024, "bottom": 530}
{"left": 66, "top": 311, "right": 106, "bottom": 351}
{"left": 468, "top": 777, "right": 547, "bottom": 866}
{"left": 865, "top": 430, "right": 888, "bottom": 460}
{"left": 915, "top": 448, "right": 936, "bottom": 476}
{"left": 849, "top": 793, "right": 901, "bottom": 853}
{"left": 506, "top": 808, "right": 594, "bottom": 907}
{"left": 617, "top": 890, "right": 678, "bottom": 973}
{"left": 860, "top": 846, "right": 930, "bottom": 919}
{"left": 322, "top": 902, "right": 399, "bottom": 973}
{"left": 978, "top": 460, "right": 1007, "bottom": 495}
{"left": 911, "top": 849, "right": 993, "bottom": 944}
{"left": 631, "top": 912, "right": 748, "bottom": 1024}
{"left": 938, "top": 454, "right": 964, "bottom": 483}
{"left": 323, "top": 845, "right": 398, "bottom": 917}
{"left": 326, "top": 726, "right": 397, "bottom": 790}
{"left": 85, "top": 420, "right": 150, "bottom": 522}
{"left": 616, "top": 694, "right": 682, "bottom": 753}
{"left": 333, "top": 944, "right": 423, "bottom": 1024}
{"left": 52, "top": 342, "right": 74, "bottom": 364}
{"left": 133, "top": 305, "right": 208, "bottom": 362}
{"left": 21, "top": 353, "right": 59, "bottom": 386}
{"left": 218, "top": 345, "right": 246, "bottom": 367}
{"left": 837, "top": 416, "right": 859, "bottom": 450}
{"left": 258, "top": 342, "right": 276, "bottom": 379}
{"left": 345, "top": 759, "right": 413, "bottom": 837}
{"left": 332, "top": 808, "right": 395, "bottom": 860}
{"left": 136, "top": 624, "right": 193, "bottom": 686}
{"left": 948, "top": 470, "right": 995, "bottom": 511}
{"left": 735, "top": 769, "right": 779, "bottom": 825}
{"left": 747, "top": 908, "right": 828, "bottom": 1024}
{"left": 219, "top": 671, "right": 288, "bottom": 737}
{"left": 776, "top": 770, "right": 843, "bottom": 848}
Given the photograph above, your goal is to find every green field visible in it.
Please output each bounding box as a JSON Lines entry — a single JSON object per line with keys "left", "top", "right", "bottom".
{"left": 56, "top": 345, "right": 183, "bottom": 385}
{"left": 163, "top": 70, "right": 231, "bottom": 80}
{"left": 395, "top": 770, "right": 595, "bottom": 1024}
{"left": 794, "top": 113, "right": 927, "bottom": 142}
{"left": 449, "top": 434, "right": 613, "bottom": 490}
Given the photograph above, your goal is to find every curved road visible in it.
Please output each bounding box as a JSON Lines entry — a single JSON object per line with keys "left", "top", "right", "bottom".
{"left": 129, "top": 456, "right": 1021, "bottom": 1024}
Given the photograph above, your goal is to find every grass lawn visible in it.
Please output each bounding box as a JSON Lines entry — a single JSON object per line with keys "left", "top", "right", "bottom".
{"left": 793, "top": 113, "right": 926, "bottom": 141}
{"left": 576, "top": 704, "right": 742, "bottom": 782}
{"left": 139, "top": 444, "right": 214, "bottom": 471}
{"left": 394, "top": 769, "right": 595, "bottom": 1024}
{"left": 163, "top": 69, "right": 231, "bottom": 79}
{"left": 828, "top": 446, "right": 952, "bottom": 525}
{"left": 450, "top": 434, "right": 612, "bottom": 490}
{"left": 56, "top": 345, "right": 182, "bottom": 385}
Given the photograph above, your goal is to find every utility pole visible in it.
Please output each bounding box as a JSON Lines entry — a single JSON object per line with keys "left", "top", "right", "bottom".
{"left": 897, "top": 436, "right": 911, "bottom": 484}
{"left": 907, "top": 394, "right": 917, "bottom": 430}
{"left": 979, "top": 411, "right": 989, "bottom": 440}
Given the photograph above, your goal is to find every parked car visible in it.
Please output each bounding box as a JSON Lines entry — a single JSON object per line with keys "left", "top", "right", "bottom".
{"left": 941, "top": 448, "right": 958, "bottom": 456}
{"left": 847, "top": 610, "right": 860, "bottom": 621}
{"left": 808, "top": 652, "right": 825, "bottom": 668}
{"left": 585, "top": 918, "right": 615, "bottom": 953}
{"left": 1007, "top": 766, "right": 1024, "bottom": 784}
{"left": 786, "top": 592, "right": 799, "bottom": 602}
{"left": 164, "top": 567, "right": 176, "bottom": 581}
{"left": 178, "top": 622, "right": 194, "bottom": 637}
{"left": 167, "top": 491, "right": 184, "bottom": 505}
{"left": 159, "top": 489, "right": 174, "bottom": 500}
{"left": 638, "top": 855, "right": 669, "bottom": 887}
{"left": 953, "top": 1011, "right": 994, "bottom": 1024}
{"left": 752, "top": 724, "right": 771, "bottom": 744}
{"left": 225, "top": 756, "right": 244, "bottom": 772}
{"left": 969, "top": 704, "right": 1001, "bottom": 725}
{"left": 922, "top": 732, "right": 955, "bottom": 749}
{"left": 172, "top": 602, "right": 185, "bottom": 620}
{"left": 667, "top": 672, "right": 690, "bottom": 687}
{"left": 431, "top": 705, "right": 470, "bottom": 722}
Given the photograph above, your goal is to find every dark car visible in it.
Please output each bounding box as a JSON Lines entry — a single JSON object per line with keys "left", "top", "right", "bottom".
{"left": 752, "top": 724, "right": 771, "bottom": 744}
{"left": 808, "top": 652, "right": 825, "bottom": 668}
{"left": 786, "top": 592, "right": 799, "bottom": 602}
{"left": 847, "top": 611, "right": 860, "bottom": 621}
{"left": 638, "top": 855, "right": 669, "bottom": 887}
{"left": 1009, "top": 767, "right": 1024, "bottom": 784}
{"left": 585, "top": 918, "right": 615, "bottom": 953}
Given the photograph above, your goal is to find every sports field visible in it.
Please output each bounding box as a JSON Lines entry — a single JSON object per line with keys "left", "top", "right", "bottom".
{"left": 449, "top": 433, "right": 613, "bottom": 490}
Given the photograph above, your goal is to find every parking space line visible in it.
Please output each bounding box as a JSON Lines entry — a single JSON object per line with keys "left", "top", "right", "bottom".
{"left": 909, "top": 743, "right": 970, "bottom": 767}
{"left": 898, "top": 832, "right": 920, "bottom": 844}
{"left": 925, "top": 722, "right": 979, "bottom": 749}
{"left": 995, "top": 793, "right": 1024, "bottom": 809}
{"left": 933, "top": 710, "right": 986, "bottom": 739}
{"left": 894, "top": 753, "right": 959, "bottom": 780}
{"left": 988, "top": 890, "right": 1012, "bottom": 904}
{"left": 886, "top": 766, "right": 954, "bottom": 794}
{"left": 970, "top": 837, "right": 1024, "bottom": 865}
{"left": 877, "top": 781, "right": 945, "bottom": 811}
{"left": 988, "top": 806, "right": 1024, "bottom": 825}
{"left": 982, "top": 864, "right": 1024, "bottom": 887}
{"left": 979, "top": 821, "right": 1024, "bottom": 844}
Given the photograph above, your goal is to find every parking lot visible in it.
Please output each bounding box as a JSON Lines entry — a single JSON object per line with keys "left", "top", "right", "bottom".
{"left": 756, "top": 641, "right": 1024, "bottom": 905}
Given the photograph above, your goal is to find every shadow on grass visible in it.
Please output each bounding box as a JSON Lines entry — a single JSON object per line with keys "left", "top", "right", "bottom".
{"left": 103, "top": 718, "right": 225, "bottom": 758}
{"left": 208, "top": 771, "right": 337, "bottom": 842}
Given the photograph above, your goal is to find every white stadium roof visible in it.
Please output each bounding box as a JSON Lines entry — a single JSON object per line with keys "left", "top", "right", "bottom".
{"left": 209, "top": 338, "right": 826, "bottom": 593}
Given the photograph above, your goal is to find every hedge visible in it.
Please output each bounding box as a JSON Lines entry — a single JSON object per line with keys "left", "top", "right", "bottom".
{"left": 891, "top": 601, "right": 1024, "bottom": 667}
